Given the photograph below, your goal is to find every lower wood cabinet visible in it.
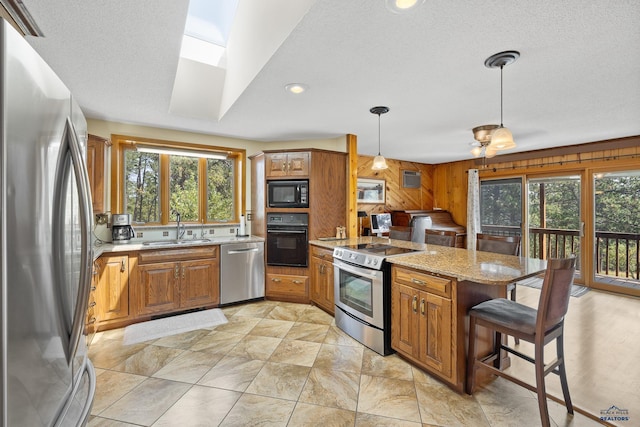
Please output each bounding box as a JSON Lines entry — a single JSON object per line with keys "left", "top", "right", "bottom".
{"left": 136, "top": 246, "right": 220, "bottom": 317}
{"left": 266, "top": 272, "right": 308, "bottom": 303}
{"left": 391, "top": 266, "right": 454, "bottom": 382}
{"left": 310, "top": 245, "right": 334, "bottom": 314}
{"left": 95, "top": 254, "right": 131, "bottom": 324}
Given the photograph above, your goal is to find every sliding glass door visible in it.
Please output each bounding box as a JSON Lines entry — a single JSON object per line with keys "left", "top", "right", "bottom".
{"left": 592, "top": 169, "right": 640, "bottom": 293}
{"left": 527, "top": 175, "right": 582, "bottom": 281}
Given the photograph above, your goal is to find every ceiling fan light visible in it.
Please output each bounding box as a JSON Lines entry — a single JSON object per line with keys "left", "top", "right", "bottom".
{"left": 372, "top": 155, "right": 389, "bottom": 170}
{"left": 470, "top": 146, "right": 482, "bottom": 157}
{"left": 489, "top": 126, "right": 516, "bottom": 150}
{"left": 485, "top": 147, "right": 498, "bottom": 158}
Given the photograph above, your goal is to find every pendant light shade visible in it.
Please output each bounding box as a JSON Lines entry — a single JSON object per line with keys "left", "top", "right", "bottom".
{"left": 490, "top": 126, "right": 516, "bottom": 150}
{"left": 370, "top": 106, "right": 389, "bottom": 170}
{"left": 372, "top": 155, "right": 388, "bottom": 170}
{"left": 485, "top": 51, "right": 519, "bottom": 152}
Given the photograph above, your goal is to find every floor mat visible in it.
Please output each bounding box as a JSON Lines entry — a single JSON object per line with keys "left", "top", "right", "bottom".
{"left": 123, "top": 308, "right": 228, "bottom": 345}
{"left": 517, "top": 276, "right": 590, "bottom": 298}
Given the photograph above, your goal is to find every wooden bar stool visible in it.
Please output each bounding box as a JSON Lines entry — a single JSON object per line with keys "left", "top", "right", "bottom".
{"left": 466, "top": 256, "right": 577, "bottom": 427}
{"left": 389, "top": 226, "right": 413, "bottom": 241}
{"left": 424, "top": 229, "right": 456, "bottom": 247}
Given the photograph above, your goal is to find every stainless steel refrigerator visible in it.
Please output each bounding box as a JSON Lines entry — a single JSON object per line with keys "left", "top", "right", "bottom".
{"left": 1, "top": 19, "right": 96, "bottom": 426}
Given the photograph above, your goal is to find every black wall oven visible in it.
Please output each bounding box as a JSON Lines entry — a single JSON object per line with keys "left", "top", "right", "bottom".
{"left": 266, "top": 213, "right": 308, "bottom": 267}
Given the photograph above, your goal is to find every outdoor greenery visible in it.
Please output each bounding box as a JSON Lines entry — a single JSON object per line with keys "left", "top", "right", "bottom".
{"left": 480, "top": 172, "right": 640, "bottom": 283}
{"left": 125, "top": 151, "right": 159, "bottom": 223}
{"left": 124, "top": 149, "right": 235, "bottom": 224}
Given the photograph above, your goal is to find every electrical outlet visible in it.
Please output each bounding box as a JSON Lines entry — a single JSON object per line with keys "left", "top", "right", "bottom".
{"left": 95, "top": 213, "right": 109, "bottom": 225}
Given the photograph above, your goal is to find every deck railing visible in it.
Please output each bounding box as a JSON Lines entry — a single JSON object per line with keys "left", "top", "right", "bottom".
{"left": 481, "top": 225, "right": 639, "bottom": 281}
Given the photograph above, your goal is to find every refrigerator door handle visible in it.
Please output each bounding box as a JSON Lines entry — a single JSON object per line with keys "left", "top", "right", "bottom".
{"left": 67, "top": 118, "right": 94, "bottom": 363}
{"left": 52, "top": 118, "right": 94, "bottom": 364}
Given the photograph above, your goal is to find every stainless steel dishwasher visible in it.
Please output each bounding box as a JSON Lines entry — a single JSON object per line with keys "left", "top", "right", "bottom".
{"left": 220, "top": 241, "right": 265, "bottom": 304}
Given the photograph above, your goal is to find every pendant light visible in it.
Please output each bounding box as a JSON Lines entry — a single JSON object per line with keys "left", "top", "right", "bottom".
{"left": 485, "top": 51, "right": 519, "bottom": 151}
{"left": 371, "top": 106, "right": 389, "bottom": 170}
{"left": 471, "top": 125, "right": 498, "bottom": 159}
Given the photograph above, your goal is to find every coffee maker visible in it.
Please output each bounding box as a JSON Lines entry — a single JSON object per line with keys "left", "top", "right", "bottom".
{"left": 111, "top": 214, "right": 135, "bottom": 244}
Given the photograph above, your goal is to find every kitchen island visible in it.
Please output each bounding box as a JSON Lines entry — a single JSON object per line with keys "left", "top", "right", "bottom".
{"left": 310, "top": 237, "right": 547, "bottom": 393}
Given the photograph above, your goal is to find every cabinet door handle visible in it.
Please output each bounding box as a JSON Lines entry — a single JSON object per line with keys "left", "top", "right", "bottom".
{"left": 182, "top": 266, "right": 186, "bottom": 279}
{"left": 174, "top": 265, "right": 180, "bottom": 279}
{"left": 120, "top": 259, "right": 126, "bottom": 272}
{"left": 88, "top": 301, "right": 96, "bottom": 308}
{"left": 319, "top": 264, "right": 325, "bottom": 274}
{"left": 411, "top": 278, "right": 425, "bottom": 286}
{"left": 420, "top": 298, "right": 425, "bottom": 316}
{"left": 412, "top": 295, "right": 417, "bottom": 313}
{"left": 88, "top": 317, "right": 97, "bottom": 325}
{"left": 293, "top": 280, "right": 302, "bottom": 284}
{"left": 281, "top": 162, "right": 286, "bottom": 172}
{"left": 271, "top": 278, "right": 281, "bottom": 282}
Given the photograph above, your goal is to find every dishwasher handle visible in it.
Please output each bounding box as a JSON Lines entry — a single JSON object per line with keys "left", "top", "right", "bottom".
{"left": 226, "top": 247, "right": 260, "bottom": 255}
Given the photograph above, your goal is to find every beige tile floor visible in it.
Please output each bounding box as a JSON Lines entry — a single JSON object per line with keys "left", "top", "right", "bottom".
{"left": 88, "top": 299, "right": 604, "bottom": 426}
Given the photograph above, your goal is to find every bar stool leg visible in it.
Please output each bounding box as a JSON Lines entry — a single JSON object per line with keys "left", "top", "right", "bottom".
{"left": 557, "top": 333, "right": 574, "bottom": 414}
{"left": 534, "top": 339, "right": 551, "bottom": 427}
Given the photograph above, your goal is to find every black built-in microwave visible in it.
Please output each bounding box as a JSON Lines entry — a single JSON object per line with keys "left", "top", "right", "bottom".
{"left": 267, "top": 180, "right": 309, "bottom": 208}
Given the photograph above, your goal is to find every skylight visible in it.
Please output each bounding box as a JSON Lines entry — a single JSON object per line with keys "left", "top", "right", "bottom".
{"left": 181, "top": 0, "right": 239, "bottom": 67}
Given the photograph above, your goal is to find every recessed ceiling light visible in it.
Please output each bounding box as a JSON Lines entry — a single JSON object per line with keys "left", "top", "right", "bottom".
{"left": 285, "top": 83, "right": 308, "bottom": 94}
{"left": 385, "top": 0, "right": 425, "bottom": 14}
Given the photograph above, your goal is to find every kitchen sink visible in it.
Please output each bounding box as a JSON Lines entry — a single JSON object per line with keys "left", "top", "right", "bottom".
{"left": 142, "top": 239, "right": 211, "bottom": 246}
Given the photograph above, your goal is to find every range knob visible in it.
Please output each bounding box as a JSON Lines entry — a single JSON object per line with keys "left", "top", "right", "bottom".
{"left": 372, "top": 259, "right": 379, "bottom": 266}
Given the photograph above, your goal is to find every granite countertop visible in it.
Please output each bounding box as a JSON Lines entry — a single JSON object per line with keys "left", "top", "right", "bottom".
{"left": 93, "top": 235, "right": 264, "bottom": 259}
{"left": 309, "top": 237, "right": 547, "bottom": 286}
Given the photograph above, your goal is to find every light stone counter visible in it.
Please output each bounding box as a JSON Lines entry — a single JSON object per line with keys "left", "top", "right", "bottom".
{"left": 309, "top": 236, "right": 546, "bottom": 285}
{"left": 93, "top": 235, "right": 264, "bottom": 260}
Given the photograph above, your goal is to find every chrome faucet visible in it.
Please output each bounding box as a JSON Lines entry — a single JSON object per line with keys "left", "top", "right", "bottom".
{"left": 173, "top": 210, "right": 186, "bottom": 240}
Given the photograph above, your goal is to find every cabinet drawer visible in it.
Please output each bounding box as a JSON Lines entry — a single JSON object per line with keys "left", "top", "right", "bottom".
{"left": 138, "top": 245, "right": 218, "bottom": 264}
{"left": 266, "top": 274, "right": 308, "bottom": 297}
{"left": 310, "top": 245, "right": 333, "bottom": 260}
{"left": 393, "top": 268, "right": 452, "bottom": 298}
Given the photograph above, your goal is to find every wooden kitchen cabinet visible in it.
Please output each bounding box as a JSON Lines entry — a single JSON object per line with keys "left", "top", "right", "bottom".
{"left": 391, "top": 266, "right": 453, "bottom": 381}
{"left": 86, "top": 134, "right": 110, "bottom": 213}
{"left": 266, "top": 272, "right": 308, "bottom": 302}
{"left": 95, "top": 254, "right": 131, "bottom": 325}
{"left": 265, "top": 152, "right": 309, "bottom": 177}
{"left": 310, "top": 245, "right": 334, "bottom": 314}
{"left": 136, "top": 246, "right": 219, "bottom": 317}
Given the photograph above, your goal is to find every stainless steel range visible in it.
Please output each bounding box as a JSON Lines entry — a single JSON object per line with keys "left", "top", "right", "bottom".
{"left": 333, "top": 242, "right": 421, "bottom": 355}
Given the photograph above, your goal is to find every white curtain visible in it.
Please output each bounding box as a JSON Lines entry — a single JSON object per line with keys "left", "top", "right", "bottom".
{"left": 467, "top": 169, "right": 481, "bottom": 250}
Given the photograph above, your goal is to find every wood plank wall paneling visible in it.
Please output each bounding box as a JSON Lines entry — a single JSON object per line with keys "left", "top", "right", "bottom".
{"left": 357, "top": 156, "right": 434, "bottom": 217}
{"left": 433, "top": 138, "right": 640, "bottom": 232}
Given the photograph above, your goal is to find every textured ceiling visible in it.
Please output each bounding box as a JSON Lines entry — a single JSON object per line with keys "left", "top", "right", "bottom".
{"left": 21, "top": 0, "right": 640, "bottom": 163}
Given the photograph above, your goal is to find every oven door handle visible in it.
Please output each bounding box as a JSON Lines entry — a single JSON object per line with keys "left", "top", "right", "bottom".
{"left": 267, "top": 229, "right": 307, "bottom": 234}
{"left": 333, "top": 259, "right": 382, "bottom": 280}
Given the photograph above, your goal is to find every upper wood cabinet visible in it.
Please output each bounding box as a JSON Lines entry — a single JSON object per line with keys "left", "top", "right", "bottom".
{"left": 265, "top": 152, "right": 310, "bottom": 177}
{"left": 86, "top": 134, "right": 110, "bottom": 213}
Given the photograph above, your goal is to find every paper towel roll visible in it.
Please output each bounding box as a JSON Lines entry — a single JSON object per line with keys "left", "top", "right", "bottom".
{"left": 239, "top": 215, "right": 246, "bottom": 236}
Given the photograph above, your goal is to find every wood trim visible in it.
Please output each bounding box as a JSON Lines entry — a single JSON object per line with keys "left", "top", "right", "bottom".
{"left": 346, "top": 134, "right": 358, "bottom": 237}
{"left": 478, "top": 135, "right": 640, "bottom": 167}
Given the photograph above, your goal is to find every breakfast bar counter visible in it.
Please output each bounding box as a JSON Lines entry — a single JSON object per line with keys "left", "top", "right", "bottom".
{"left": 386, "top": 244, "right": 547, "bottom": 285}
{"left": 310, "top": 236, "right": 547, "bottom": 393}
